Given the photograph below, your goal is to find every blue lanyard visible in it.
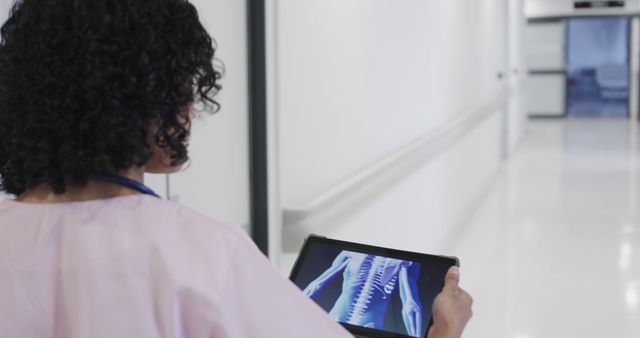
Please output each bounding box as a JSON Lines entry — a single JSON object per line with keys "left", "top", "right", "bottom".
{"left": 95, "top": 175, "right": 161, "bottom": 198}
{"left": 33, "top": 175, "right": 161, "bottom": 198}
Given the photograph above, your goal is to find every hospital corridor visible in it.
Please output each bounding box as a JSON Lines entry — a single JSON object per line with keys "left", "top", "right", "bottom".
{"left": 1, "top": 0, "right": 640, "bottom": 337}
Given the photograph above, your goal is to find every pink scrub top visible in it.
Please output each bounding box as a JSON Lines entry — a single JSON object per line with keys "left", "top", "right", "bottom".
{"left": 0, "top": 195, "right": 353, "bottom": 338}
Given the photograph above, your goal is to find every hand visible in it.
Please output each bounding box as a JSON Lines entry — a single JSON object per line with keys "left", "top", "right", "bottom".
{"left": 428, "top": 266, "right": 473, "bottom": 338}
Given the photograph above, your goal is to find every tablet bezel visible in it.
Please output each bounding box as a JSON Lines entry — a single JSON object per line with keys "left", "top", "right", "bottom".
{"left": 289, "top": 235, "right": 460, "bottom": 338}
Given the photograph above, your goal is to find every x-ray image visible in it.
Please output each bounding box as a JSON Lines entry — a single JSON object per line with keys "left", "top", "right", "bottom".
{"left": 299, "top": 250, "right": 424, "bottom": 337}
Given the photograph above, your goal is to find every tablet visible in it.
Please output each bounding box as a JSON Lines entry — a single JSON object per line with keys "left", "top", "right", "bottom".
{"left": 289, "top": 235, "right": 459, "bottom": 338}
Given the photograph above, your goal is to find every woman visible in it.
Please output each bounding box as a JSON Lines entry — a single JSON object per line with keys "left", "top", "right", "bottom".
{"left": 0, "top": 0, "right": 472, "bottom": 337}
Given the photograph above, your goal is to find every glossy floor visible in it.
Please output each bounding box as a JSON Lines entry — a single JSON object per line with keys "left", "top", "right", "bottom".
{"left": 451, "top": 118, "right": 640, "bottom": 338}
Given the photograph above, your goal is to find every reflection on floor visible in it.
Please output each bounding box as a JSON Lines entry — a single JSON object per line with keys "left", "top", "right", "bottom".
{"left": 451, "top": 118, "right": 640, "bottom": 338}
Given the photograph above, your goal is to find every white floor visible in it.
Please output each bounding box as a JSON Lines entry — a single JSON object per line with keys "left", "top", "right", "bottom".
{"left": 451, "top": 118, "right": 640, "bottom": 338}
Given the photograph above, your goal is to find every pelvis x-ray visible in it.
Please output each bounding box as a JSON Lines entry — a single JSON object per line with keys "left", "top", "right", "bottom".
{"left": 302, "top": 250, "right": 423, "bottom": 337}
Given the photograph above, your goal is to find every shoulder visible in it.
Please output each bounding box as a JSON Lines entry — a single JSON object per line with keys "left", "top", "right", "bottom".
{"left": 132, "top": 195, "right": 248, "bottom": 241}
{"left": 107, "top": 195, "right": 254, "bottom": 271}
{"left": 127, "top": 196, "right": 256, "bottom": 287}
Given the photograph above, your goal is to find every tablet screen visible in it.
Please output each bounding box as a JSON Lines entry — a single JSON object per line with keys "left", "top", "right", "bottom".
{"left": 290, "top": 237, "right": 457, "bottom": 338}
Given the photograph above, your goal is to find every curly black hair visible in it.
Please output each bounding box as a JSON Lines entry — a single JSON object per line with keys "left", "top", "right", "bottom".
{"left": 0, "top": 0, "right": 222, "bottom": 195}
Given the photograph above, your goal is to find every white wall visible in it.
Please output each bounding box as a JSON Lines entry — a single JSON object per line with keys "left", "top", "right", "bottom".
{"left": 0, "top": 0, "right": 8, "bottom": 21}
{"left": 270, "top": 0, "right": 522, "bottom": 268}
{"left": 508, "top": 0, "right": 529, "bottom": 153}
{"left": 277, "top": 0, "right": 507, "bottom": 207}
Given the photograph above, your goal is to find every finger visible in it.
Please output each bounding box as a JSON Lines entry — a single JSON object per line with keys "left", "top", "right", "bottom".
{"left": 443, "top": 266, "right": 460, "bottom": 291}
{"left": 460, "top": 288, "right": 473, "bottom": 305}
{"left": 467, "top": 293, "right": 474, "bottom": 306}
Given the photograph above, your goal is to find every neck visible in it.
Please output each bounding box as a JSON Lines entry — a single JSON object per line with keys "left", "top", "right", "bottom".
{"left": 120, "top": 167, "right": 145, "bottom": 183}
{"left": 17, "top": 167, "right": 147, "bottom": 203}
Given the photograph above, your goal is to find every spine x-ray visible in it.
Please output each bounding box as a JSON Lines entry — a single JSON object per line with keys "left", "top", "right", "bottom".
{"left": 302, "top": 250, "right": 423, "bottom": 337}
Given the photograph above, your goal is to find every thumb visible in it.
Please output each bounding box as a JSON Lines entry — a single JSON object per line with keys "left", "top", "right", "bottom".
{"left": 443, "top": 266, "right": 460, "bottom": 291}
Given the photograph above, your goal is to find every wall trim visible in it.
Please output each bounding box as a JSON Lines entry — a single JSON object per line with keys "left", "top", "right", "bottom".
{"left": 282, "top": 88, "right": 510, "bottom": 233}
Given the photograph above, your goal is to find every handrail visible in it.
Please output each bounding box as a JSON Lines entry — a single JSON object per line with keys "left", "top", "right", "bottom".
{"left": 282, "top": 88, "right": 509, "bottom": 229}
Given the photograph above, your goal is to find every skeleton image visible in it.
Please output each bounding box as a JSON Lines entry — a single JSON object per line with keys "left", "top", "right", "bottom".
{"left": 303, "top": 251, "right": 423, "bottom": 337}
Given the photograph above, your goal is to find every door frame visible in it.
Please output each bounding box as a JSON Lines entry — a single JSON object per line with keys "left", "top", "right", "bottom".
{"left": 247, "top": 0, "right": 269, "bottom": 255}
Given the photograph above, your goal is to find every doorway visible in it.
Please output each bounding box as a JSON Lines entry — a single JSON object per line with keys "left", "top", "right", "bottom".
{"left": 566, "top": 17, "right": 630, "bottom": 118}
